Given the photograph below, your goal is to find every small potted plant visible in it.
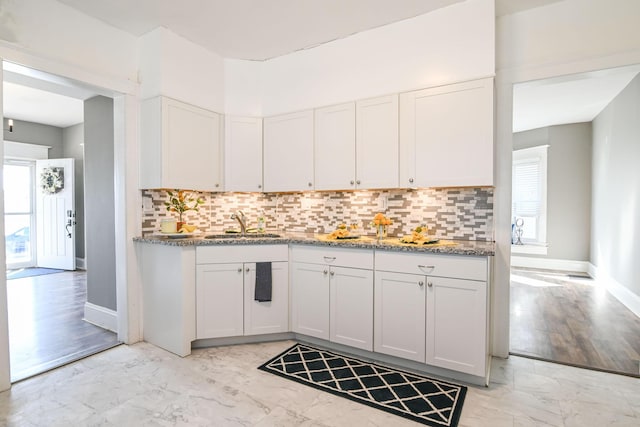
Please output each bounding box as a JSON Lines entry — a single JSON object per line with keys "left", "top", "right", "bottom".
{"left": 164, "top": 190, "right": 204, "bottom": 230}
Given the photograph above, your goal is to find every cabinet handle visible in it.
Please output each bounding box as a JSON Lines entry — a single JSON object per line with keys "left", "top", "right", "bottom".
{"left": 308, "top": 182, "right": 313, "bottom": 187}
{"left": 237, "top": 268, "right": 242, "bottom": 273}
{"left": 428, "top": 281, "right": 433, "bottom": 288}
{"left": 323, "top": 270, "right": 328, "bottom": 275}
{"left": 246, "top": 267, "right": 250, "bottom": 273}
{"left": 409, "top": 178, "right": 414, "bottom": 184}
{"left": 356, "top": 179, "right": 361, "bottom": 185}
{"left": 418, "top": 281, "right": 424, "bottom": 287}
{"left": 258, "top": 184, "right": 262, "bottom": 189}
{"left": 418, "top": 265, "right": 435, "bottom": 273}
{"left": 330, "top": 271, "right": 335, "bottom": 276}
{"left": 323, "top": 256, "right": 336, "bottom": 263}
{"left": 215, "top": 183, "right": 219, "bottom": 188}
{"left": 350, "top": 180, "right": 355, "bottom": 185}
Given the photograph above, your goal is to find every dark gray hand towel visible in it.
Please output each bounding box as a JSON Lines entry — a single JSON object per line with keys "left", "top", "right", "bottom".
{"left": 255, "top": 262, "right": 272, "bottom": 302}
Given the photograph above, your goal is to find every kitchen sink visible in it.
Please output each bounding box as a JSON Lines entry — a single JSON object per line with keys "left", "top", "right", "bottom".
{"left": 205, "top": 233, "right": 282, "bottom": 239}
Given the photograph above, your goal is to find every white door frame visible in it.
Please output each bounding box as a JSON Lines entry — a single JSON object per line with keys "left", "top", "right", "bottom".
{"left": 493, "top": 51, "right": 640, "bottom": 359}
{"left": 0, "top": 49, "right": 141, "bottom": 391}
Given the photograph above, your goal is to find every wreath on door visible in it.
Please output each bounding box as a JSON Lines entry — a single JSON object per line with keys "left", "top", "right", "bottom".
{"left": 40, "top": 167, "right": 64, "bottom": 194}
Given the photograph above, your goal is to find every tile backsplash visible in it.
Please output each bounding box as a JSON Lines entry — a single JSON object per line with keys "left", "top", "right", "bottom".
{"left": 142, "top": 187, "right": 494, "bottom": 241}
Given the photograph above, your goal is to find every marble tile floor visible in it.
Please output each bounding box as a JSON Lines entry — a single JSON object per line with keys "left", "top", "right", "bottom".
{"left": 1, "top": 340, "right": 638, "bottom": 426}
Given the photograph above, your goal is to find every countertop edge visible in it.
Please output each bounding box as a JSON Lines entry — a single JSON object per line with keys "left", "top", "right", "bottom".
{"left": 133, "top": 234, "right": 495, "bottom": 257}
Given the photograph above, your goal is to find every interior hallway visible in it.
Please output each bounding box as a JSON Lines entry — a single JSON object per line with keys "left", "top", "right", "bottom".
{"left": 6, "top": 270, "right": 120, "bottom": 382}
{"left": 510, "top": 267, "right": 640, "bottom": 377}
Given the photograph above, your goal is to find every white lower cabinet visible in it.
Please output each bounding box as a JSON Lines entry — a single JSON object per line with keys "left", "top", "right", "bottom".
{"left": 374, "top": 271, "right": 426, "bottom": 362}
{"left": 196, "top": 263, "right": 244, "bottom": 339}
{"left": 291, "top": 262, "right": 330, "bottom": 340}
{"left": 330, "top": 266, "right": 374, "bottom": 351}
{"left": 374, "top": 251, "right": 489, "bottom": 378}
{"left": 196, "top": 246, "right": 288, "bottom": 340}
{"left": 291, "top": 246, "right": 374, "bottom": 351}
{"left": 426, "top": 276, "right": 487, "bottom": 377}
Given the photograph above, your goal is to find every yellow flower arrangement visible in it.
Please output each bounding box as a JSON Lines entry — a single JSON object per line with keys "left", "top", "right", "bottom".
{"left": 371, "top": 213, "right": 392, "bottom": 240}
{"left": 371, "top": 213, "right": 392, "bottom": 227}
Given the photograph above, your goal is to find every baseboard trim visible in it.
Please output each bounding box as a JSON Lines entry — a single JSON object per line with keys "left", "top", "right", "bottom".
{"left": 589, "top": 263, "right": 640, "bottom": 318}
{"left": 84, "top": 302, "right": 117, "bottom": 333}
{"left": 511, "top": 256, "right": 589, "bottom": 272}
{"left": 76, "top": 257, "right": 86, "bottom": 270}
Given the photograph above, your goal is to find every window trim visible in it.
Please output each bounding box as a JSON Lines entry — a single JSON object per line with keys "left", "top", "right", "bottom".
{"left": 512, "top": 144, "right": 548, "bottom": 246}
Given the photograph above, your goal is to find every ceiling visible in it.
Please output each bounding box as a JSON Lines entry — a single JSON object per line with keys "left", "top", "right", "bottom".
{"left": 3, "top": 0, "right": 629, "bottom": 132}
{"left": 513, "top": 65, "right": 640, "bottom": 133}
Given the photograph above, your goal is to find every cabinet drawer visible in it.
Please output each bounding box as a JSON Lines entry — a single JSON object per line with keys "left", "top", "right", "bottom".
{"left": 290, "top": 245, "right": 373, "bottom": 269}
{"left": 375, "top": 250, "right": 487, "bottom": 281}
{"left": 197, "top": 245, "right": 288, "bottom": 264}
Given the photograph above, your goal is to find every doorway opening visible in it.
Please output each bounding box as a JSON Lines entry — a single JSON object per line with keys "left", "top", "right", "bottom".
{"left": 509, "top": 64, "right": 640, "bottom": 377}
{"left": 3, "top": 61, "right": 121, "bottom": 382}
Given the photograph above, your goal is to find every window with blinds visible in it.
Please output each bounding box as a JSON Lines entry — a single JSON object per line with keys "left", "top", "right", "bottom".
{"left": 512, "top": 145, "right": 548, "bottom": 244}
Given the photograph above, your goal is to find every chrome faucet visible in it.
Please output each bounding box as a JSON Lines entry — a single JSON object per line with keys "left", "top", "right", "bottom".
{"left": 231, "top": 210, "right": 247, "bottom": 235}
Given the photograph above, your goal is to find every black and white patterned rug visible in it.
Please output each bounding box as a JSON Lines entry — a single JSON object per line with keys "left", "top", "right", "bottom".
{"left": 258, "top": 343, "right": 467, "bottom": 427}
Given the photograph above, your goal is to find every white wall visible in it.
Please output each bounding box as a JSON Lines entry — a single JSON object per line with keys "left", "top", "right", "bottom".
{"left": 138, "top": 28, "right": 225, "bottom": 112}
{"left": 494, "top": 0, "right": 640, "bottom": 357}
{"left": 592, "top": 73, "right": 640, "bottom": 297}
{"left": 227, "top": 0, "right": 494, "bottom": 116}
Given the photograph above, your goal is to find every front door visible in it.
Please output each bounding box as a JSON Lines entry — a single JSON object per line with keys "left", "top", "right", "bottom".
{"left": 35, "top": 159, "right": 75, "bottom": 270}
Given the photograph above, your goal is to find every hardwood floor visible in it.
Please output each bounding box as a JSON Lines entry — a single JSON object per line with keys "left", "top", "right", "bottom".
{"left": 6, "top": 270, "right": 120, "bottom": 382}
{"left": 510, "top": 267, "right": 640, "bottom": 377}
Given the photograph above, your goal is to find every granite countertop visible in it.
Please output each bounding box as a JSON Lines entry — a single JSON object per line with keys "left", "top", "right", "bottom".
{"left": 134, "top": 231, "right": 495, "bottom": 256}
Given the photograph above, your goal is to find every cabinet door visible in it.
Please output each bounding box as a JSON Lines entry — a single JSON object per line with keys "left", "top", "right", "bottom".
{"left": 399, "top": 78, "right": 493, "bottom": 188}
{"left": 244, "top": 261, "right": 289, "bottom": 335}
{"left": 263, "top": 110, "right": 314, "bottom": 192}
{"left": 291, "top": 262, "right": 330, "bottom": 340}
{"left": 374, "top": 271, "right": 426, "bottom": 362}
{"left": 225, "top": 116, "right": 263, "bottom": 192}
{"left": 196, "top": 263, "right": 244, "bottom": 339}
{"left": 314, "top": 102, "right": 356, "bottom": 190}
{"left": 356, "top": 95, "right": 399, "bottom": 189}
{"left": 140, "top": 97, "right": 223, "bottom": 191}
{"left": 330, "top": 266, "right": 373, "bottom": 351}
{"left": 426, "top": 276, "right": 487, "bottom": 376}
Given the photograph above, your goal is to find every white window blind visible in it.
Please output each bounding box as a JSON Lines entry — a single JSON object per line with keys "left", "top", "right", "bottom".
{"left": 513, "top": 160, "right": 541, "bottom": 216}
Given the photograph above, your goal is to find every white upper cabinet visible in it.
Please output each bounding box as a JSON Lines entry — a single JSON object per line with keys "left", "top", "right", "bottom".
{"left": 399, "top": 78, "right": 494, "bottom": 188}
{"left": 314, "top": 102, "right": 356, "bottom": 191}
{"left": 225, "top": 116, "right": 263, "bottom": 192}
{"left": 356, "top": 94, "right": 399, "bottom": 189}
{"left": 140, "top": 96, "right": 223, "bottom": 191}
{"left": 263, "top": 110, "right": 314, "bottom": 192}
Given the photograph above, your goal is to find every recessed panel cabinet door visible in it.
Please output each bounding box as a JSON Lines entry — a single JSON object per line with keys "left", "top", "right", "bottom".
{"left": 225, "top": 116, "right": 263, "bottom": 192}
{"left": 374, "top": 271, "right": 426, "bottom": 362}
{"left": 356, "top": 94, "right": 399, "bottom": 189}
{"left": 314, "top": 102, "right": 356, "bottom": 190}
{"left": 244, "top": 261, "right": 289, "bottom": 335}
{"left": 140, "top": 96, "right": 223, "bottom": 191}
{"left": 196, "top": 263, "right": 244, "bottom": 339}
{"left": 263, "top": 110, "right": 314, "bottom": 192}
{"left": 291, "top": 262, "right": 330, "bottom": 340}
{"left": 329, "top": 266, "right": 374, "bottom": 351}
{"left": 399, "top": 78, "right": 493, "bottom": 187}
{"left": 426, "top": 276, "right": 487, "bottom": 376}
